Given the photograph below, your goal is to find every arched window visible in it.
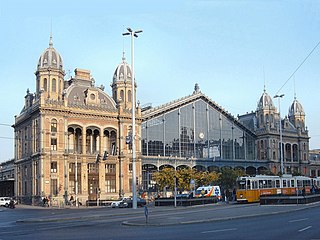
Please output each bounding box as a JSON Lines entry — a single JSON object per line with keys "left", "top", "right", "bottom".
{"left": 120, "top": 90, "right": 124, "bottom": 101}
{"left": 43, "top": 78, "right": 47, "bottom": 92}
{"left": 128, "top": 90, "right": 132, "bottom": 102}
{"left": 51, "top": 119, "right": 57, "bottom": 133}
{"left": 52, "top": 78, "right": 56, "bottom": 92}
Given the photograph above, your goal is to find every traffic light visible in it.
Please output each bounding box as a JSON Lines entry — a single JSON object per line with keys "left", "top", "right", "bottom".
{"left": 103, "top": 151, "right": 108, "bottom": 160}
{"left": 96, "top": 154, "right": 101, "bottom": 163}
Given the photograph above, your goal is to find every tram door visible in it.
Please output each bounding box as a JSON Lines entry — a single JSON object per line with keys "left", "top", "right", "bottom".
{"left": 88, "top": 163, "right": 99, "bottom": 200}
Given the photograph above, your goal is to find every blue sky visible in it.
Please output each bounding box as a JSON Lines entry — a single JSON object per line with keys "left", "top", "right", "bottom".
{"left": 0, "top": 0, "right": 320, "bottom": 162}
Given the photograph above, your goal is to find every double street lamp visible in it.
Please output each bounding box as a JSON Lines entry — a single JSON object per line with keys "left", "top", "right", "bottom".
{"left": 274, "top": 94, "right": 285, "bottom": 175}
{"left": 123, "top": 27, "right": 143, "bottom": 209}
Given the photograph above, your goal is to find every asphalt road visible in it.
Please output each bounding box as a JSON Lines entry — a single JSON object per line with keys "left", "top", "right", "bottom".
{"left": 0, "top": 203, "right": 319, "bottom": 240}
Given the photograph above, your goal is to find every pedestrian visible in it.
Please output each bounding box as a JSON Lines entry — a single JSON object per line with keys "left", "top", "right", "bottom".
{"left": 232, "top": 188, "right": 236, "bottom": 201}
{"left": 9, "top": 199, "right": 15, "bottom": 209}
{"left": 70, "top": 195, "right": 74, "bottom": 206}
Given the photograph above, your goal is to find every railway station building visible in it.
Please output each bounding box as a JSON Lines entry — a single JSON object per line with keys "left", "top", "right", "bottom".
{"left": 12, "top": 36, "right": 318, "bottom": 204}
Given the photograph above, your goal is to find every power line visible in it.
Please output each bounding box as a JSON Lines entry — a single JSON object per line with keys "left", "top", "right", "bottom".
{"left": 276, "top": 39, "right": 320, "bottom": 95}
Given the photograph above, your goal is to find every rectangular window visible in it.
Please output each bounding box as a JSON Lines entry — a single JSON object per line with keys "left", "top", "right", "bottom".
{"left": 282, "top": 180, "right": 287, "bottom": 187}
{"left": 51, "top": 138, "right": 57, "bottom": 151}
{"left": 51, "top": 161, "right": 57, "bottom": 173}
{"left": 105, "top": 164, "right": 116, "bottom": 193}
{"left": 106, "top": 164, "right": 116, "bottom": 174}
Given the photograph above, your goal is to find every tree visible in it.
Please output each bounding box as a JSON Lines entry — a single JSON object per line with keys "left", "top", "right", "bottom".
{"left": 153, "top": 167, "right": 175, "bottom": 190}
{"left": 194, "top": 171, "right": 220, "bottom": 187}
{"left": 218, "top": 167, "right": 245, "bottom": 191}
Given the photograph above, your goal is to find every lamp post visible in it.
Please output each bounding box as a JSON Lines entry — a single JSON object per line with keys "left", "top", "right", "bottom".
{"left": 75, "top": 154, "right": 78, "bottom": 207}
{"left": 123, "top": 27, "right": 143, "bottom": 209}
{"left": 274, "top": 94, "right": 285, "bottom": 175}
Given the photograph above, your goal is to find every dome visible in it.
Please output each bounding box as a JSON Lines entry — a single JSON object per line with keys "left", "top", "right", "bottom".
{"left": 257, "top": 90, "right": 275, "bottom": 110}
{"left": 37, "top": 35, "right": 63, "bottom": 71}
{"left": 289, "top": 99, "right": 305, "bottom": 117}
{"left": 112, "top": 55, "right": 132, "bottom": 84}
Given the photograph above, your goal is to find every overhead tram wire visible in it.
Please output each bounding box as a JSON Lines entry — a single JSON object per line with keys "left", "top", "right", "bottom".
{"left": 275, "top": 39, "right": 320, "bottom": 95}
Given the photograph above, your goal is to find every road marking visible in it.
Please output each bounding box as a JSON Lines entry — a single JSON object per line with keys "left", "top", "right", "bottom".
{"left": 201, "top": 228, "right": 237, "bottom": 234}
{"left": 289, "top": 218, "right": 309, "bottom": 223}
{"left": 299, "top": 226, "right": 312, "bottom": 232}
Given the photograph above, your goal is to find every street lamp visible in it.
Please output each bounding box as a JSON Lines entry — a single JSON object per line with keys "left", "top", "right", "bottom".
{"left": 123, "top": 27, "right": 143, "bottom": 209}
{"left": 274, "top": 94, "right": 285, "bottom": 175}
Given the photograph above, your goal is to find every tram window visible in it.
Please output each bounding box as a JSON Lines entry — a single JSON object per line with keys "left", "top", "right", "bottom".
{"left": 259, "top": 180, "right": 263, "bottom": 188}
{"left": 267, "top": 180, "right": 272, "bottom": 188}
{"left": 276, "top": 180, "right": 280, "bottom": 188}
{"left": 253, "top": 181, "right": 258, "bottom": 189}
{"left": 291, "top": 180, "right": 295, "bottom": 187}
{"left": 247, "top": 180, "right": 251, "bottom": 189}
{"left": 282, "top": 180, "right": 286, "bottom": 187}
{"left": 238, "top": 180, "right": 246, "bottom": 189}
{"left": 297, "top": 180, "right": 302, "bottom": 187}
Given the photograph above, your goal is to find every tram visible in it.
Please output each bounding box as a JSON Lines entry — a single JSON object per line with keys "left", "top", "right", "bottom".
{"left": 236, "top": 175, "right": 313, "bottom": 203}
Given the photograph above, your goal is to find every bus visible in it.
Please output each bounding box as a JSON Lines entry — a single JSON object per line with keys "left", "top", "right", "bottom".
{"left": 236, "top": 175, "right": 312, "bottom": 203}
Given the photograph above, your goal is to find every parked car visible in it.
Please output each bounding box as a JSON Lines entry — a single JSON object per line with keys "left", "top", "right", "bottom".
{"left": 0, "top": 197, "right": 11, "bottom": 207}
{"left": 110, "top": 197, "right": 130, "bottom": 208}
{"left": 119, "top": 197, "right": 146, "bottom": 208}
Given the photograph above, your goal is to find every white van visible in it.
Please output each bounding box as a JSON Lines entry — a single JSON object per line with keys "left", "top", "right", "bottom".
{"left": 0, "top": 197, "right": 11, "bottom": 207}
{"left": 194, "top": 186, "right": 221, "bottom": 199}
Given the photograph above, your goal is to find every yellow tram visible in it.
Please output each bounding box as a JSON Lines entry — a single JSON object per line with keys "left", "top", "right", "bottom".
{"left": 236, "top": 175, "right": 313, "bottom": 203}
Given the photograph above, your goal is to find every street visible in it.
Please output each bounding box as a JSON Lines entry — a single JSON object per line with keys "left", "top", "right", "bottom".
{"left": 0, "top": 203, "right": 319, "bottom": 240}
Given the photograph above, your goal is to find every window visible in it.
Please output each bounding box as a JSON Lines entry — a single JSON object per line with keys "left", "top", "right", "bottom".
{"left": 120, "top": 90, "right": 124, "bottom": 101}
{"left": 51, "top": 161, "right": 57, "bottom": 173}
{"left": 52, "top": 78, "right": 56, "bottom": 92}
{"left": 282, "top": 180, "right": 287, "bottom": 187}
{"left": 128, "top": 90, "right": 132, "bottom": 102}
{"left": 51, "top": 119, "right": 57, "bottom": 133}
{"left": 44, "top": 78, "right": 47, "bottom": 91}
{"left": 106, "top": 164, "right": 116, "bottom": 174}
{"left": 51, "top": 138, "right": 57, "bottom": 151}
{"left": 105, "top": 164, "right": 116, "bottom": 193}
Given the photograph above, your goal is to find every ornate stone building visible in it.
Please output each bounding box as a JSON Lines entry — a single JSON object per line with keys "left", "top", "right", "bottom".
{"left": 238, "top": 89, "right": 310, "bottom": 175}
{"left": 13, "top": 36, "right": 142, "bottom": 205}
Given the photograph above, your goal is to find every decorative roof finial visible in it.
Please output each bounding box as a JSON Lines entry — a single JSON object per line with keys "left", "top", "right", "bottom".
{"left": 193, "top": 83, "right": 200, "bottom": 94}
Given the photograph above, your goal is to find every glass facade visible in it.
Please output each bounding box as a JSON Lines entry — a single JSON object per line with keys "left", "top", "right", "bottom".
{"left": 142, "top": 99, "right": 255, "bottom": 160}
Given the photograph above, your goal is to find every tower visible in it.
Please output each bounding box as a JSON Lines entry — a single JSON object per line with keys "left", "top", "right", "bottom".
{"left": 256, "top": 89, "right": 277, "bottom": 130}
{"left": 35, "top": 34, "right": 65, "bottom": 101}
{"left": 111, "top": 53, "right": 134, "bottom": 109}
{"left": 288, "top": 97, "right": 306, "bottom": 130}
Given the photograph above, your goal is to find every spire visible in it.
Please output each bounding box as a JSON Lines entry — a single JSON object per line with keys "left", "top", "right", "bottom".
{"left": 49, "top": 21, "right": 53, "bottom": 47}
{"left": 122, "top": 51, "right": 126, "bottom": 62}
{"left": 263, "top": 66, "right": 266, "bottom": 93}
{"left": 293, "top": 75, "right": 297, "bottom": 100}
{"left": 49, "top": 33, "right": 53, "bottom": 47}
